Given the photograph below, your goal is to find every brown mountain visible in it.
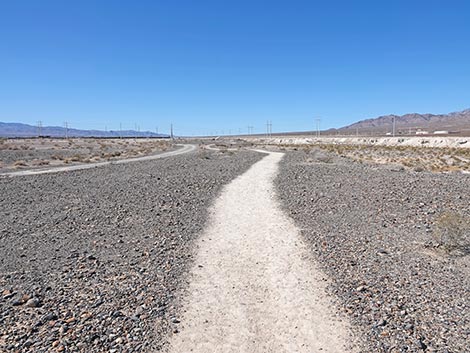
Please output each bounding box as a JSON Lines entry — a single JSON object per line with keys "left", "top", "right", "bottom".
{"left": 339, "top": 108, "right": 470, "bottom": 135}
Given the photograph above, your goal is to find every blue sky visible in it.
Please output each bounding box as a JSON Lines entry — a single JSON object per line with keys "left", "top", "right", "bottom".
{"left": 1, "top": 1, "right": 469, "bottom": 135}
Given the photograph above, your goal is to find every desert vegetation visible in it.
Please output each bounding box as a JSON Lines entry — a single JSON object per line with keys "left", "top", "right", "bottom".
{"left": 0, "top": 138, "right": 173, "bottom": 173}
{"left": 311, "top": 144, "right": 470, "bottom": 173}
{"left": 431, "top": 211, "right": 470, "bottom": 255}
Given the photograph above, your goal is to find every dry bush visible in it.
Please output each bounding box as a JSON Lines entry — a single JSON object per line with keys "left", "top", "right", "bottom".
{"left": 32, "top": 159, "right": 50, "bottom": 166}
{"left": 62, "top": 154, "right": 86, "bottom": 163}
{"left": 198, "top": 150, "right": 211, "bottom": 159}
{"left": 433, "top": 212, "right": 470, "bottom": 255}
{"left": 13, "top": 160, "right": 27, "bottom": 167}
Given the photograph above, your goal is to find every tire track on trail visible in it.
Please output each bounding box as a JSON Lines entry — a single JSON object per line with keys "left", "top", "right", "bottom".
{"left": 169, "top": 150, "right": 354, "bottom": 353}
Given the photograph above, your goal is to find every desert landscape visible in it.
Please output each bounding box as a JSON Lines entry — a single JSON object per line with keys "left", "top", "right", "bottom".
{"left": 0, "top": 138, "right": 173, "bottom": 174}
{"left": 2, "top": 2, "right": 470, "bottom": 352}
{"left": 1, "top": 138, "right": 469, "bottom": 352}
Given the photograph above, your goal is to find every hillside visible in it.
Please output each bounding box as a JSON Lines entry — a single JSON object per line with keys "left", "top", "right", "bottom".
{"left": 339, "top": 108, "right": 470, "bottom": 134}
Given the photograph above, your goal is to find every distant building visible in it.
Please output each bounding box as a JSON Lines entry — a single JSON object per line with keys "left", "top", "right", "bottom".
{"left": 433, "top": 130, "right": 449, "bottom": 135}
{"left": 416, "top": 130, "right": 429, "bottom": 135}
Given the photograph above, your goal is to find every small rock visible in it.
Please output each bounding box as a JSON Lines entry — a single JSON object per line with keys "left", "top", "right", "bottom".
{"left": 25, "top": 297, "right": 40, "bottom": 308}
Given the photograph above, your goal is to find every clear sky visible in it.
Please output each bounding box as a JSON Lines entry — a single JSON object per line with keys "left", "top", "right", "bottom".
{"left": 1, "top": 1, "right": 469, "bottom": 135}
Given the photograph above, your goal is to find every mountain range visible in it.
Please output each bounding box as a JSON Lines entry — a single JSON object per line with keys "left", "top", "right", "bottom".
{"left": 337, "top": 108, "right": 470, "bottom": 134}
{"left": 0, "top": 122, "right": 168, "bottom": 138}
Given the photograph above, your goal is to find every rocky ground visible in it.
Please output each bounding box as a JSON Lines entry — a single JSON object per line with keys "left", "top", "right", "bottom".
{"left": 0, "top": 148, "right": 262, "bottom": 352}
{"left": 276, "top": 148, "right": 470, "bottom": 352}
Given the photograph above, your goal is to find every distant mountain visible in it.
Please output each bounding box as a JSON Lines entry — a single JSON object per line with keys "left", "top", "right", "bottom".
{"left": 338, "top": 108, "right": 470, "bottom": 134}
{"left": 0, "top": 122, "right": 169, "bottom": 138}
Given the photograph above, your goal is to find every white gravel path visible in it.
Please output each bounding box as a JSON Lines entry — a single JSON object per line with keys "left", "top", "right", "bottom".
{"left": 169, "top": 150, "right": 353, "bottom": 353}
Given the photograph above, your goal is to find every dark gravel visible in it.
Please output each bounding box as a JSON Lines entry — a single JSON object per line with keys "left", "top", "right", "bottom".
{"left": 276, "top": 148, "right": 470, "bottom": 353}
{"left": 0, "top": 148, "right": 262, "bottom": 352}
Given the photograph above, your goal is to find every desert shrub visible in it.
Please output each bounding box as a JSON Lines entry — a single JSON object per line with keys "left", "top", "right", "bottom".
{"left": 70, "top": 155, "right": 83, "bottom": 162}
{"left": 314, "top": 151, "right": 333, "bottom": 163}
{"left": 32, "top": 159, "right": 50, "bottom": 166}
{"left": 13, "top": 160, "right": 27, "bottom": 167}
{"left": 198, "top": 150, "right": 211, "bottom": 159}
{"left": 433, "top": 212, "right": 470, "bottom": 255}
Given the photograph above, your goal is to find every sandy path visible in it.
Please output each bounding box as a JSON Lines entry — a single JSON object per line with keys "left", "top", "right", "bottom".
{"left": 169, "top": 151, "right": 353, "bottom": 353}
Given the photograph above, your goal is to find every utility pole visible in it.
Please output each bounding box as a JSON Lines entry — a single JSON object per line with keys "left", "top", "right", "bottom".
{"left": 119, "top": 123, "right": 122, "bottom": 139}
{"left": 315, "top": 118, "right": 321, "bottom": 137}
{"left": 266, "top": 120, "right": 273, "bottom": 137}
{"left": 64, "top": 122, "right": 69, "bottom": 139}
{"left": 247, "top": 126, "right": 253, "bottom": 135}
{"left": 170, "top": 123, "right": 174, "bottom": 139}
{"left": 392, "top": 116, "right": 396, "bottom": 137}
{"left": 156, "top": 126, "right": 158, "bottom": 135}
{"left": 37, "top": 121, "right": 43, "bottom": 138}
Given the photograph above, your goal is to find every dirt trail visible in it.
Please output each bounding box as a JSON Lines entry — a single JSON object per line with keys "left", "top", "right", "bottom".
{"left": 169, "top": 151, "right": 354, "bottom": 352}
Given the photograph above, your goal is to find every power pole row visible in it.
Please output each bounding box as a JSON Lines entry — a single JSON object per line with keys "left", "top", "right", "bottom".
{"left": 36, "top": 121, "right": 43, "bottom": 138}
{"left": 315, "top": 118, "right": 321, "bottom": 137}
{"left": 266, "top": 120, "right": 273, "bottom": 138}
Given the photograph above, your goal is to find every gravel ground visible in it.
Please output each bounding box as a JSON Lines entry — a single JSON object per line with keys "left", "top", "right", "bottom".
{"left": 275, "top": 149, "right": 470, "bottom": 353}
{"left": 0, "top": 148, "right": 262, "bottom": 352}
